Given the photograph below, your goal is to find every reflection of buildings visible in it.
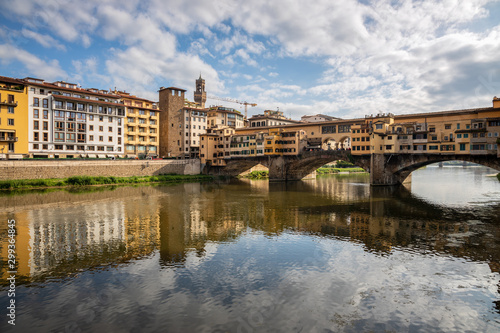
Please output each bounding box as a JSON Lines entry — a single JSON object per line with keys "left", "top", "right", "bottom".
{"left": 158, "top": 183, "right": 246, "bottom": 266}
{"left": 0, "top": 187, "right": 163, "bottom": 281}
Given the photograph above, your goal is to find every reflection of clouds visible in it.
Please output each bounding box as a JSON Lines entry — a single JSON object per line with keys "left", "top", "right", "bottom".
{"left": 6, "top": 234, "right": 499, "bottom": 332}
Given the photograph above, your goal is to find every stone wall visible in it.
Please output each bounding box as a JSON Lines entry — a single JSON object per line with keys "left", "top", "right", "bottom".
{"left": 0, "top": 159, "right": 201, "bottom": 180}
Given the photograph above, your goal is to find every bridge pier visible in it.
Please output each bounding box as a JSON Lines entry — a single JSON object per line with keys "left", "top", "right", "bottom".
{"left": 370, "top": 154, "right": 403, "bottom": 186}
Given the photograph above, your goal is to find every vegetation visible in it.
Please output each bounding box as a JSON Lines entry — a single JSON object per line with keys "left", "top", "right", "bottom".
{"left": 497, "top": 173, "right": 500, "bottom": 182}
{"left": 240, "top": 164, "right": 367, "bottom": 179}
{"left": 316, "top": 167, "right": 366, "bottom": 175}
{"left": 0, "top": 174, "right": 213, "bottom": 190}
{"left": 240, "top": 171, "right": 269, "bottom": 179}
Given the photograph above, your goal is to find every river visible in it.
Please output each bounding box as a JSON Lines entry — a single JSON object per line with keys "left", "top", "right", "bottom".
{"left": 1, "top": 166, "right": 499, "bottom": 332}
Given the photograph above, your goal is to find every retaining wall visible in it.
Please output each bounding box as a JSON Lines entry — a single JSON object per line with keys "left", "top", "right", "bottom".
{"left": 0, "top": 159, "right": 201, "bottom": 180}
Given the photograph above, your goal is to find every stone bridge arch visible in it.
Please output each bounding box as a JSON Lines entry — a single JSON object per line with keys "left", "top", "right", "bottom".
{"left": 370, "top": 153, "right": 500, "bottom": 185}
{"left": 203, "top": 157, "right": 271, "bottom": 177}
{"left": 280, "top": 151, "right": 371, "bottom": 181}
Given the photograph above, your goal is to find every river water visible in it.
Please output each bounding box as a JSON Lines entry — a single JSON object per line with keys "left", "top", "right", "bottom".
{"left": 1, "top": 166, "right": 500, "bottom": 332}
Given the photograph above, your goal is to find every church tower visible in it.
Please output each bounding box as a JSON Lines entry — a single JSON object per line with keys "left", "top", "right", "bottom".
{"left": 194, "top": 74, "right": 206, "bottom": 108}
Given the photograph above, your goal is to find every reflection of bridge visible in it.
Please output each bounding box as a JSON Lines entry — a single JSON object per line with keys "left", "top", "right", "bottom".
{"left": 205, "top": 150, "right": 500, "bottom": 185}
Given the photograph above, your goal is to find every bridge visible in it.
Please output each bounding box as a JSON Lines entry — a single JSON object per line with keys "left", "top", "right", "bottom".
{"left": 204, "top": 150, "right": 500, "bottom": 185}
{"left": 201, "top": 98, "right": 500, "bottom": 184}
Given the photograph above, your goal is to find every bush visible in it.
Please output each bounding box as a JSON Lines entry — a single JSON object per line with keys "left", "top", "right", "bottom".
{"left": 66, "top": 176, "right": 95, "bottom": 186}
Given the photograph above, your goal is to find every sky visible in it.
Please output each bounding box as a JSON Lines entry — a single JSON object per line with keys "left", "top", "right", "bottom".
{"left": 1, "top": 0, "right": 500, "bottom": 119}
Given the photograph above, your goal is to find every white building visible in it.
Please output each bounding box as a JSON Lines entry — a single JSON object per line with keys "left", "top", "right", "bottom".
{"left": 25, "top": 78, "right": 125, "bottom": 158}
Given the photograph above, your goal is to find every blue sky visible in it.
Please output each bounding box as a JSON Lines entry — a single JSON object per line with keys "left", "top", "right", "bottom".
{"left": 1, "top": 0, "right": 500, "bottom": 119}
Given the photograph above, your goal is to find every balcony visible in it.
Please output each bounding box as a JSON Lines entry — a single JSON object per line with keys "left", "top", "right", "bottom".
{"left": 0, "top": 136, "right": 18, "bottom": 142}
{"left": 0, "top": 100, "right": 17, "bottom": 107}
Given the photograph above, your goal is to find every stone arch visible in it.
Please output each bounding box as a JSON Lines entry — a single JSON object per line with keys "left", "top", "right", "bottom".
{"left": 338, "top": 136, "right": 351, "bottom": 150}
{"left": 374, "top": 153, "right": 500, "bottom": 185}
{"left": 285, "top": 151, "right": 371, "bottom": 180}
{"left": 322, "top": 137, "right": 337, "bottom": 150}
{"left": 204, "top": 157, "right": 270, "bottom": 177}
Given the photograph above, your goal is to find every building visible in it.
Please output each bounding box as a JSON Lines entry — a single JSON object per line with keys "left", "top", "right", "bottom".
{"left": 248, "top": 110, "right": 301, "bottom": 128}
{"left": 114, "top": 91, "right": 160, "bottom": 158}
{"left": 25, "top": 78, "right": 125, "bottom": 158}
{"left": 158, "top": 86, "right": 207, "bottom": 158}
{"left": 301, "top": 114, "right": 340, "bottom": 123}
{"left": 199, "top": 127, "right": 234, "bottom": 165}
{"left": 0, "top": 76, "right": 28, "bottom": 158}
{"left": 193, "top": 75, "right": 207, "bottom": 108}
{"left": 351, "top": 100, "right": 500, "bottom": 156}
{"left": 207, "top": 106, "right": 245, "bottom": 129}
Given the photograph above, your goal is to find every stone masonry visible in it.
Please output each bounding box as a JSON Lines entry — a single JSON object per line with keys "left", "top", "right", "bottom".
{"left": 0, "top": 160, "right": 200, "bottom": 180}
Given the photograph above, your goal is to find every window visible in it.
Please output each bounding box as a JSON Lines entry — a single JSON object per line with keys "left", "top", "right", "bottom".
{"left": 34, "top": 132, "right": 39, "bottom": 141}
{"left": 7, "top": 106, "right": 14, "bottom": 114}
{"left": 89, "top": 135, "right": 94, "bottom": 141}
{"left": 66, "top": 133, "right": 75, "bottom": 142}
{"left": 34, "top": 121, "right": 39, "bottom": 130}
{"left": 89, "top": 125, "right": 94, "bottom": 131}
{"left": 8, "top": 119, "right": 14, "bottom": 126}
{"left": 33, "top": 144, "right": 39, "bottom": 149}
{"left": 43, "top": 110, "right": 48, "bottom": 119}
{"left": 108, "top": 117, "right": 112, "bottom": 122}
{"left": 445, "top": 124, "right": 451, "bottom": 129}
{"left": 375, "top": 124, "right": 383, "bottom": 129}
{"left": 99, "top": 126, "right": 103, "bottom": 131}
{"left": 34, "top": 97, "right": 39, "bottom": 107}
{"left": 43, "top": 133, "right": 48, "bottom": 142}
{"left": 43, "top": 121, "right": 48, "bottom": 131}
{"left": 99, "top": 136, "right": 103, "bottom": 142}
{"left": 34, "top": 109, "right": 39, "bottom": 118}
{"left": 108, "top": 136, "right": 113, "bottom": 142}
{"left": 43, "top": 99, "right": 48, "bottom": 108}
{"left": 55, "top": 100, "right": 63, "bottom": 109}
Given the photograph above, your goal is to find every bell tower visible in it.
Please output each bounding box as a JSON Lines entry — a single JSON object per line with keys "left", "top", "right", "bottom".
{"left": 194, "top": 74, "right": 206, "bottom": 108}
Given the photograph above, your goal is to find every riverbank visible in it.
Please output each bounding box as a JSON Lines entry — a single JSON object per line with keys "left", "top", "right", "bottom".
{"left": 0, "top": 174, "right": 214, "bottom": 190}
{"left": 240, "top": 168, "right": 367, "bottom": 179}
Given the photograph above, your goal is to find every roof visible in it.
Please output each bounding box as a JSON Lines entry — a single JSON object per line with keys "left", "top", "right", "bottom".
{"left": 394, "top": 107, "right": 495, "bottom": 120}
{"left": 0, "top": 75, "right": 26, "bottom": 85}
{"left": 53, "top": 95, "right": 124, "bottom": 107}
{"left": 159, "top": 86, "right": 187, "bottom": 92}
{"left": 22, "top": 78, "right": 121, "bottom": 99}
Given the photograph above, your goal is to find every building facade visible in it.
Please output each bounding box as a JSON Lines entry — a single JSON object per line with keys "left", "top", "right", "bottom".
{"left": 0, "top": 76, "right": 28, "bottom": 158}
{"left": 114, "top": 91, "right": 160, "bottom": 158}
{"left": 159, "top": 87, "right": 208, "bottom": 158}
{"left": 248, "top": 110, "right": 301, "bottom": 128}
{"left": 25, "top": 78, "right": 125, "bottom": 158}
{"left": 207, "top": 106, "right": 245, "bottom": 129}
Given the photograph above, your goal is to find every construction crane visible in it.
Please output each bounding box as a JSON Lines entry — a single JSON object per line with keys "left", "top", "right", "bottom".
{"left": 207, "top": 95, "right": 257, "bottom": 119}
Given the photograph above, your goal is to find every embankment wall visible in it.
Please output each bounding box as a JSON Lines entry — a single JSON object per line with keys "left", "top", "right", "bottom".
{"left": 0, "top": 159, "right": 201, "bottom": 180}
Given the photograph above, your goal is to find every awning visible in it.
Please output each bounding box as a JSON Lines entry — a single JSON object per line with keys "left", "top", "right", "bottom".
{"left": 0, "top": 129, "right": 16, "bottom": 133}
{"left": 107, "top": 154, "right": 114, "bottom": 158}
{"left": 87, "top": 154, "right": 96, "bottom": 158}
{"left": 80, "top": 154, "right": 86, "bottom": 158}
{"left": 97, "top": 155, "right": 106, "bottom": 158}
{"left": 126, "top": 154, "right": 136, "bottom": 158}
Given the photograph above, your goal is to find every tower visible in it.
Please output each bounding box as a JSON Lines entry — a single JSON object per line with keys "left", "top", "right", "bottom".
{"left": 194, "top": 74, "right": 206, "bottom": 108}
{"left": 158, "top": 87, "right": 186, "bottom": 158}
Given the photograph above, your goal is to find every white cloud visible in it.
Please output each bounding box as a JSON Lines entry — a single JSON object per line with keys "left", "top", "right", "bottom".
{"left": 0, "top": 43, "right": 66, "bottom": 80}
{"left": 21, "top": 29, "right": 66, "bottom": 51}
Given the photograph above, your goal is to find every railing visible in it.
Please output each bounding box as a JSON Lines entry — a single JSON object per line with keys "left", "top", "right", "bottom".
{"left": 0, "top": 136, "right": 18, "bottom": 142}
{"left": 0, "top": 100, "right": 17, "bottom": 107}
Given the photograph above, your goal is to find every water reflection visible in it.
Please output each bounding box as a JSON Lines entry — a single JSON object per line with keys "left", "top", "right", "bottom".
{"left": 0, "top": 168, "right": 499, "bottom": 332}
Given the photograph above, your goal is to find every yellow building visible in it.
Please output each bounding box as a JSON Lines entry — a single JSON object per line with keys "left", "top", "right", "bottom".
{"left": 199, "top": 127, "right": 234, "bottom": 165}
{"left": 115, "top": 91, "right": 160, "bottom": 158}
{"left": 0, "top": 76, "right": 28, "bottom": 158}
